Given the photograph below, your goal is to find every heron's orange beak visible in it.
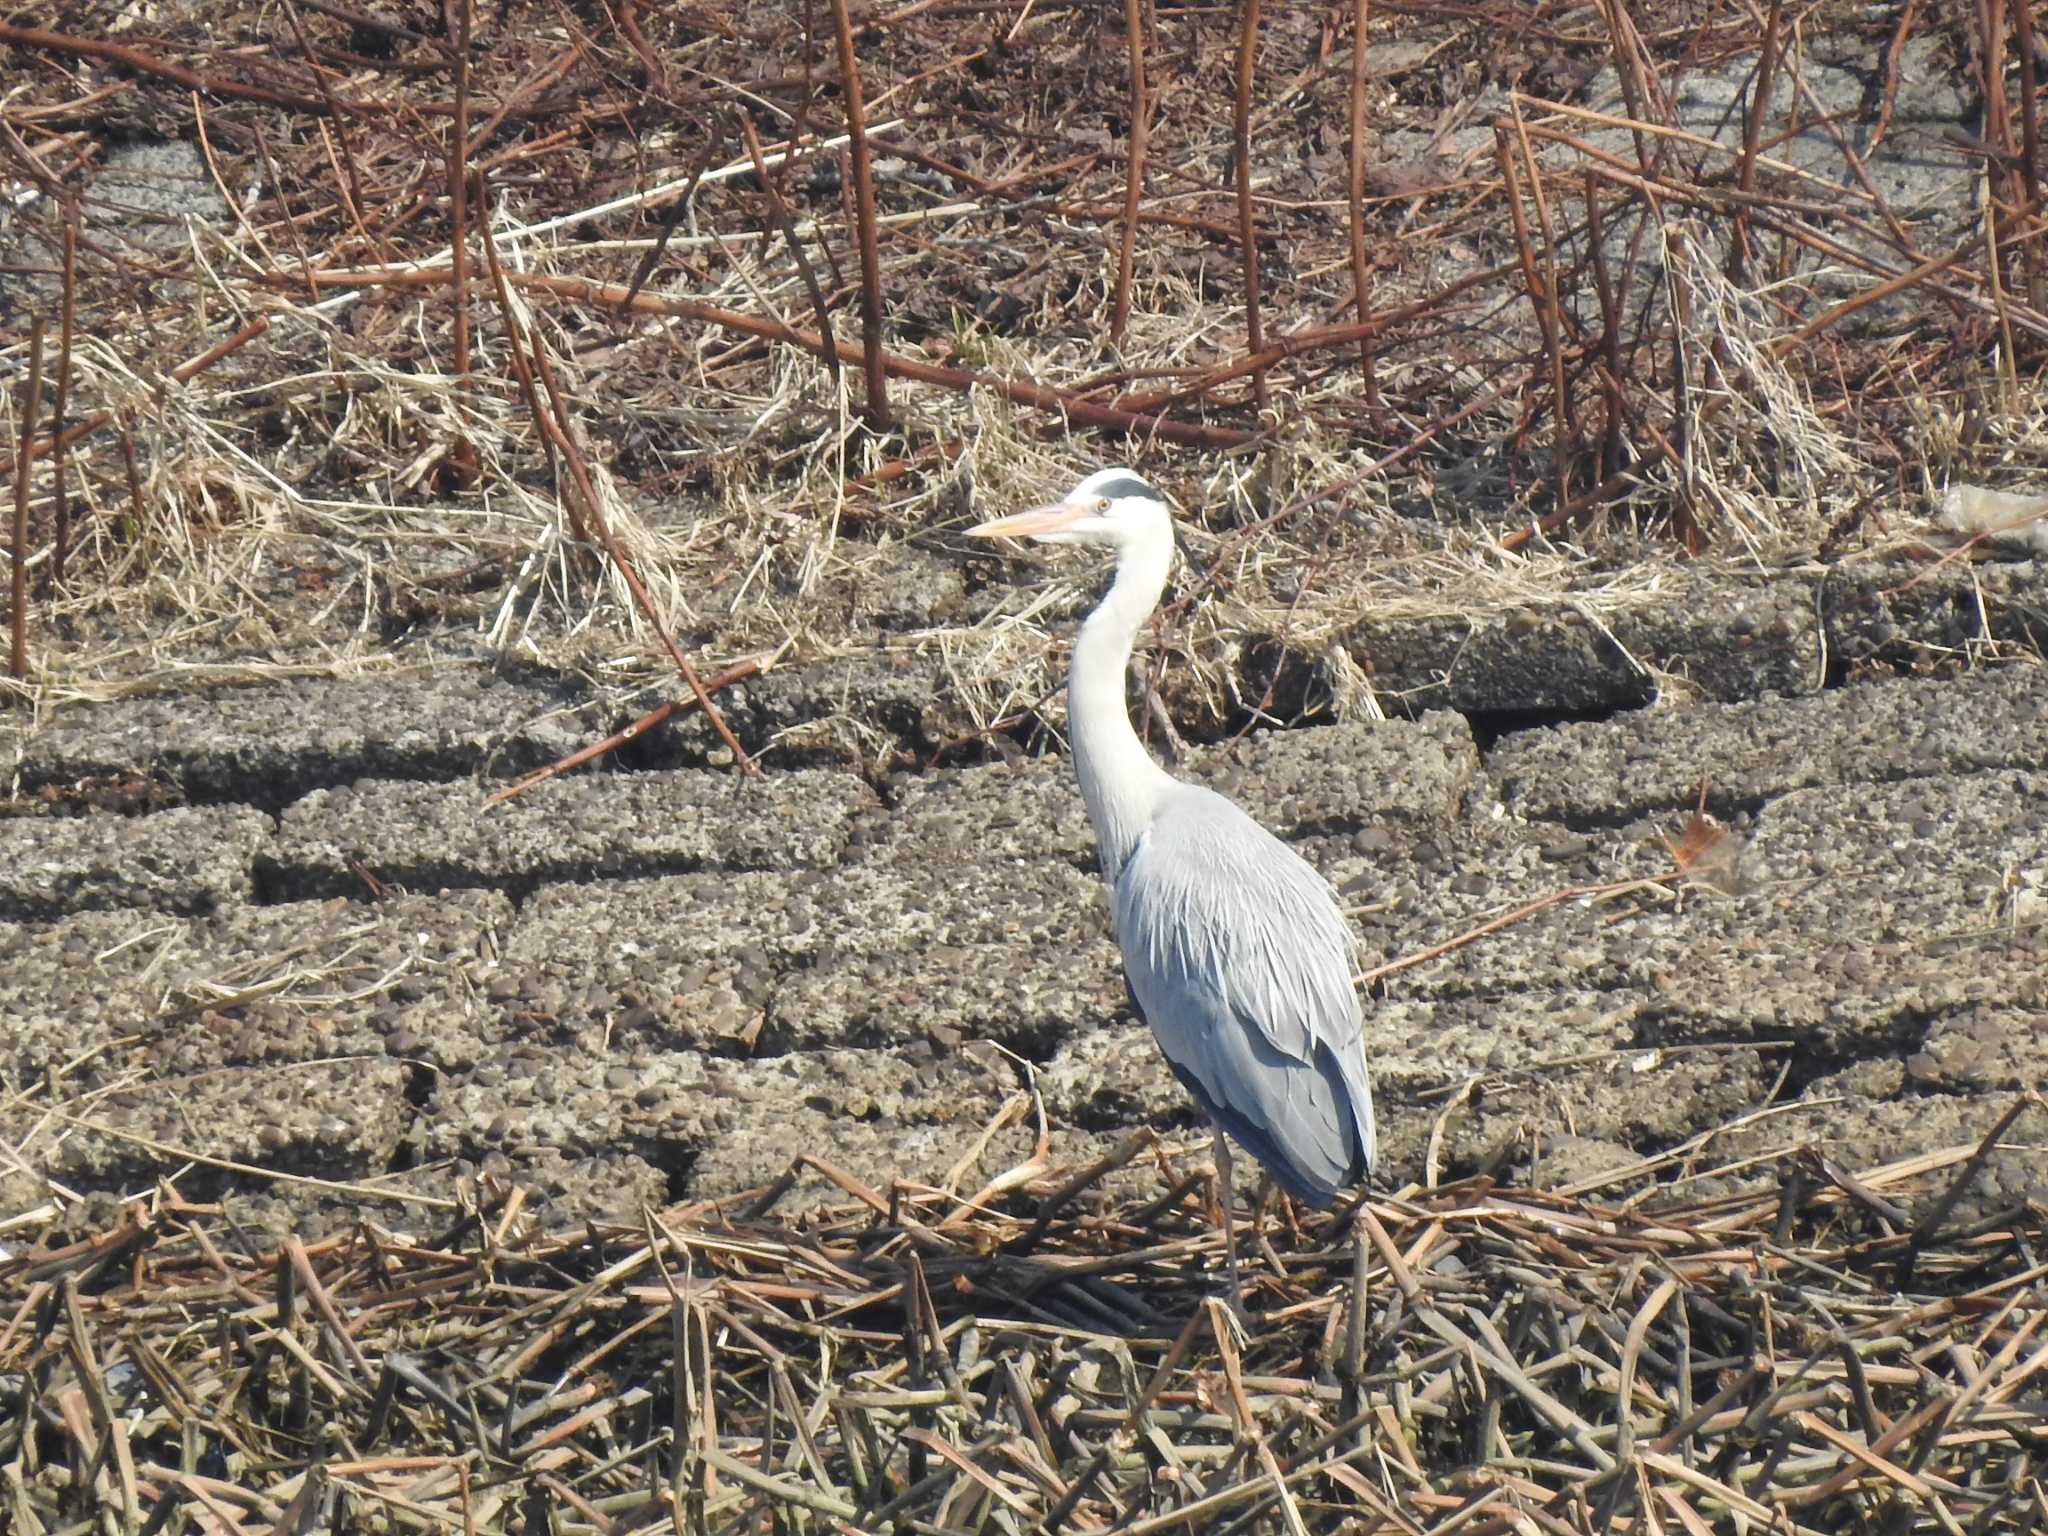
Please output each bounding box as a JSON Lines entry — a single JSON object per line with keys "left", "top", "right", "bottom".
{"left": 966, "top": 501, "right": 1087, "bottom": 539}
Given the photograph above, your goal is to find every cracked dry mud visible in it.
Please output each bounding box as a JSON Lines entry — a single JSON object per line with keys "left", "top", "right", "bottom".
{"left": 2, "top": 559, "right": 2045, "bottom": 1243}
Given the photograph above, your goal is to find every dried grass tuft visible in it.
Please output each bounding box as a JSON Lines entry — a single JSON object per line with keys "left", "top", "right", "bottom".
{"left": 5, "top": 0, "right": 2033, "bottom": 719}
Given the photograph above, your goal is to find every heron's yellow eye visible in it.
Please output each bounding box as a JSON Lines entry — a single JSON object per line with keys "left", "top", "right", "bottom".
{"left": 1095, "top": 497, "right": 1111, "bottom": 511}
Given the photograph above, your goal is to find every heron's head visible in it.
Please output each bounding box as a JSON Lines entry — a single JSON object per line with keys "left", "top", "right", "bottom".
{"left": 967, "top": 468, "right": 1171, "bottom": 549}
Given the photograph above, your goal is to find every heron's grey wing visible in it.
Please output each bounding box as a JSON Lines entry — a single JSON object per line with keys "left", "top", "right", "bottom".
{"left": 1114, "top": 786, "right": 1376, "bottom": 1206}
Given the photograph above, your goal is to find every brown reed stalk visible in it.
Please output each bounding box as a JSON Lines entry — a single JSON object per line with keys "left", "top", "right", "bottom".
{"left": 280, "top": 0, "right": 387, "bottom": 262}
{"left": 1594, "top": 0, "right": 1663, "bottom": 176}
{"left": 614, "top": 0, "right": 665, "bottom": 91}
{"left": 1661, "top": 229, "right": 1705, "bottom": 552}
{"left": 1110, "top": 0, "right": 1150, "bottom": 347}
{"left": 827, "top": 0, "right": 892, "bottom": 428}
{"left": 9, "top": 317, "right": 45, "bottom": 680}
{"left": 448, "top": 0, "right": 472, "bottom": 384}
{"left": 444, "top": 0, "right": 479, "bottom": 487}
{"left": 473, "top": 167, "right": 568, "bottom": 526}
{"left": 1585, "top": 171, "right": 1626, "bottom": 486}
{"left": 1494, "top": 124, "right": 1569, "bottom": 509}
{"left": 1727, "top": 0, "right": 1782, "bottom": 282}
{"left": 1979, "top": 0, "right": 2023, "bottom": 406}
{"left": 2015, "top": 0, "right": 2043, "bottom": 308}
{"left": 737, "top": 110, "right": 841, "bottom": 383}
{"left": 1345, "top": 0, "right": 1377, "bottom": 404}
{"left": 483, "top": 657, "right": 765, "bottom": 806}
{"left": 1983, "top": 0, "right": 2016, "bottom": 201}
{"left": 1513, "top": 103, "right": 1575, "bottom": 502}
{"left": 525, "top": 339, "right": 757, "bottom": 773}
{"left": 1233, "top": 0, "right": 1269, "bottom": 414}
{"left": 116, "top": 416, "right": 144, "bottom": 538}
{"left": 1987, "top": 199, "right": 2022, "bottom": 411}
{"left": 51, "top": 199, "right": 76, "bottom": 589}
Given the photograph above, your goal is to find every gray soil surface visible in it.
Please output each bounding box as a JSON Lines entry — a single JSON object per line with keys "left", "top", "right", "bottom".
{"left": 4, "top": 552, "right": 2044, "bottom": 1241}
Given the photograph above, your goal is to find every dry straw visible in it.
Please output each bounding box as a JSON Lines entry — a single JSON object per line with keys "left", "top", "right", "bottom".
{"left": 2, "top": 0, "right": 2028, "bottom": 717}
{"left": 3, "top": 1106, "right": 2044, "bottom": 1534}
{"left": 3, "top": 4, "right": 2046, "bottom": 1528}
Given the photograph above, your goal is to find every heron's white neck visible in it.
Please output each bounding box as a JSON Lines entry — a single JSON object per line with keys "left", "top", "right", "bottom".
{"left": 1068, "top": 527, "right": 1179, "bottom": 882}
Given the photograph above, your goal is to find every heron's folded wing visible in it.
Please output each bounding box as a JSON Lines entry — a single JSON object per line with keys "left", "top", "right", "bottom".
{"left": 1114, "top": 789, "right": 1376, "bottom": 1198}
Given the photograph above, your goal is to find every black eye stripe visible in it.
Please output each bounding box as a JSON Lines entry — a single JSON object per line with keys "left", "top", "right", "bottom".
{"left": 1087, "top": 474, "right": 1156, "bottom": 502}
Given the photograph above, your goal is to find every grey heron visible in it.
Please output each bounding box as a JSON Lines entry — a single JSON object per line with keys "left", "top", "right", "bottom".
{"left": 969, "top": 468, "right": 1375, "bottom": 1297}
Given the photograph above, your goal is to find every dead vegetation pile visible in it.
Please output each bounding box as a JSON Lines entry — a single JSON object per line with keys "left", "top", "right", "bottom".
{"left": 4, "top": 7, "right": 2048, "bottom": 1524}
{"left": 2, "top": 1, "right": 2044, "bottom": 733}
{"left": 4, "top": 1119, "right": 2045, "bottom": 1534}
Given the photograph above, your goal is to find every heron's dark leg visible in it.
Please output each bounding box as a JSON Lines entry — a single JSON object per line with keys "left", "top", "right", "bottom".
{"left": 1340, "top": 1203, "right": 1372, "bottom": 1431}
{"left": 1211, "top": 1126, "right": 1243, "bottom": 1313}
{"left": 1248, "top": 1175, "right": 1286, "bottom": 1283}
{"left": 1249, "top": 1174, "right": 1273, "bottom": 1242}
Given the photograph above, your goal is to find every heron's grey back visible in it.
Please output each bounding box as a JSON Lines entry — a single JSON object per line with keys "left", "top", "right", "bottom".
{"left": 1112, "top": 784, "right": 1376, "bottom": 1205}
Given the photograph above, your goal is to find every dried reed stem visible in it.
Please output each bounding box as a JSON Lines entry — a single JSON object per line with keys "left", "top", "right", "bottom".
{"left": 444, "top": 0, "right": 479, "bottom": 487}
{"left": 1346, "top": 0, "right": 1378, "bottom": 403}
{"left": 473, "top": 167, "right": 566, "bottom": 512}
{"left": 1727, "top": 0, "right": 1782, "bottom": 282}
{"left": 525, "top": 339, "right": 756, "bottom": 772}
{"left": 0, "top": 19, "right": 340, "bottom": 115}
{"left": 1495, "top": 123, "right": 1570, "bottom": 507}
{"left": 1586, "top": 173, "right": 1627, "bottom": 487}
{"left": 8, "top": 317, "right": 44, "bottom": 680}
{"left": 1110, "top": 0, "right": 1150, "bottom": 347}
{"left": 737, "top": 110, "right": 842, "bottom": 383}
{"left": 1594, "top": 0, "right": 1664, "bottom": 174}
{"left": 1979, "top": 0, "right": 2025, "bottom": 408}
{"left": 1514, "top": 104, "right": 1574, "bottom": 504}
{"left": 2016, "top": 0, "right": 2044, "bottom": 307}
{"left": 50, "top": 198, "right": 76, "bottom": 588}
{"left": 280, "top": 0, "right": 385, "bottom": 259}
{"left": 1232, "top": 0, "right": 1270, "bottom": 414}
{"left": 827, "top": 0, "right": 891, "bottom": 427}
{"left": 483, "top": 657, "right": 767, "bottom": 806}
